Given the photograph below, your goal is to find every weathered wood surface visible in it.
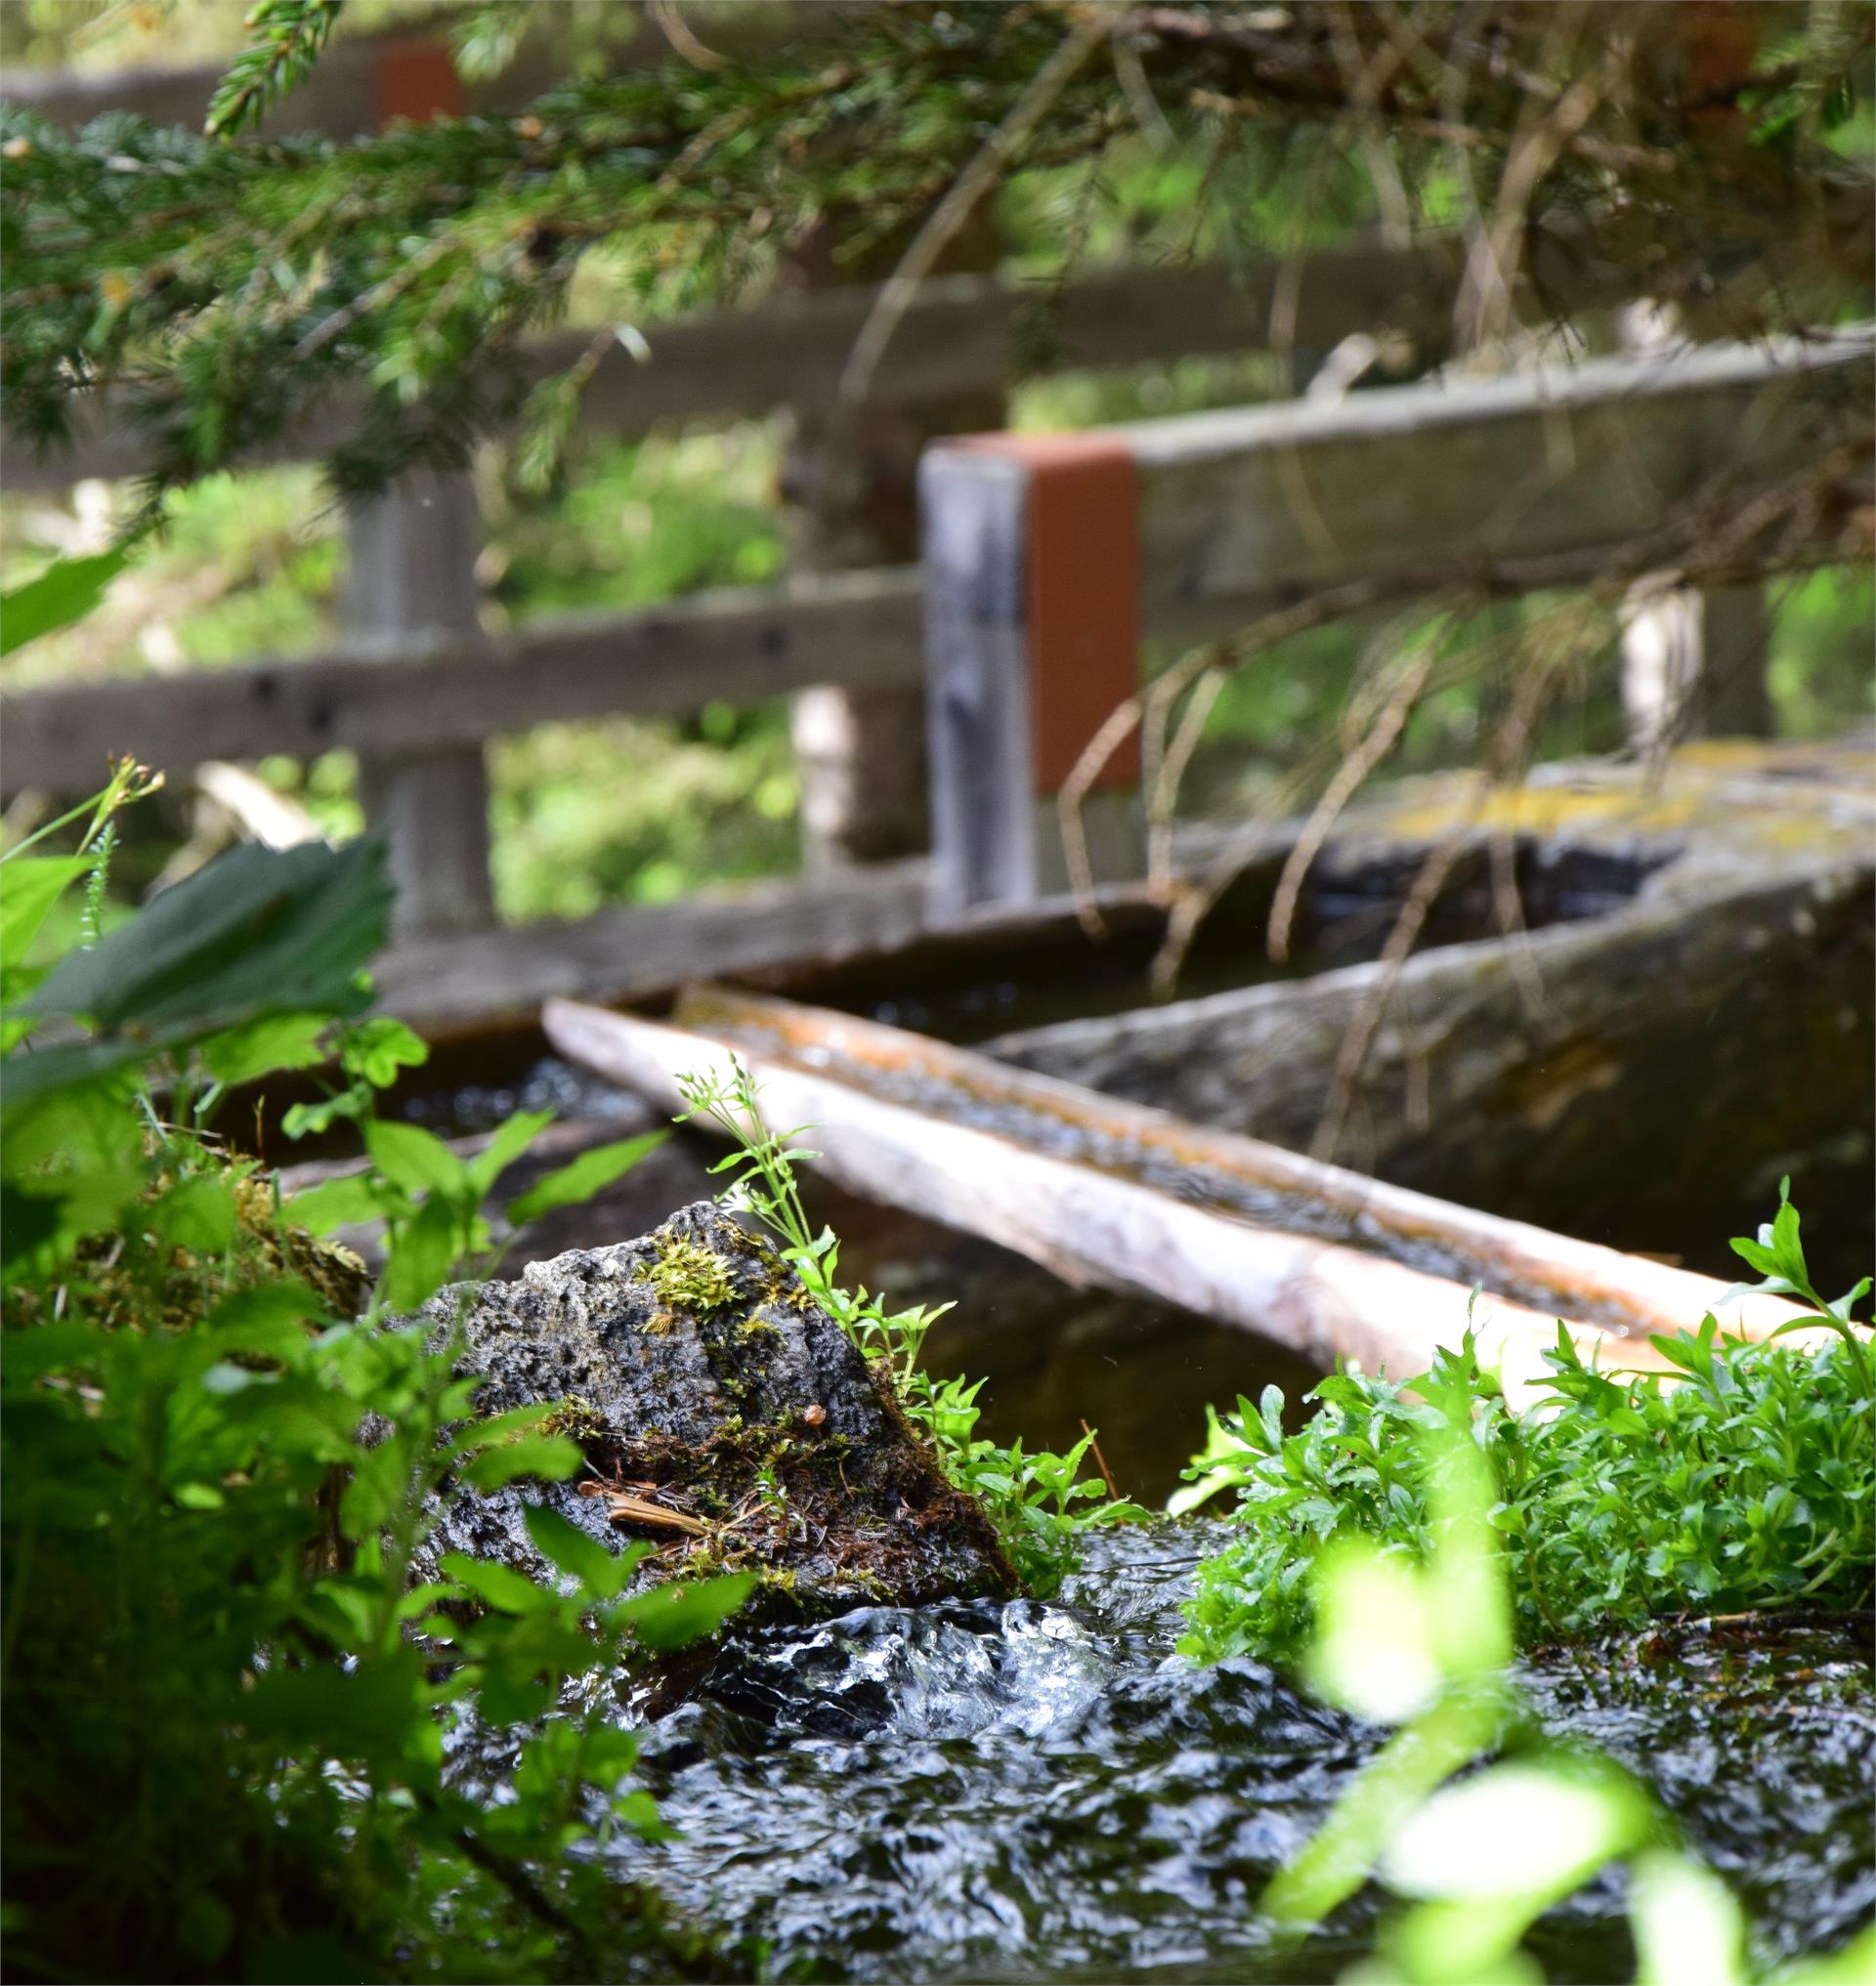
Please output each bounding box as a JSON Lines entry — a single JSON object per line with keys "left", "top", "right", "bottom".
{"left": 369, "top": 859, "right": 932, "bottom": 1041}
{"left": 1122, "top": 329, "right": 1873, "bottom": 635}
{"left": 0, "top": 570, "right": 923, "bottom": 802}
{"left": 539, "top": 991, "right": 1812, "bottom": 1408}
{"left": 993, "top": 743, "right": 1876, "bottom": 1251}
{"left": 343, "top": 469, "right": 493, "bottom": 935}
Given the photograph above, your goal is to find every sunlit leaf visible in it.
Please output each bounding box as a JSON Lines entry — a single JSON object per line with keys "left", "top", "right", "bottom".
{"left": 506, "top": 1130, "right": 667, "bottom": 1225}
{"left": 0, "top": 548, "right": 128, "bottom": 658}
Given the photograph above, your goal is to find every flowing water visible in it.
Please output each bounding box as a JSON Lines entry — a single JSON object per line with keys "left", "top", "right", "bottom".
{"left": 450, "top": 1523, "right": 1873, "bottom": 1983}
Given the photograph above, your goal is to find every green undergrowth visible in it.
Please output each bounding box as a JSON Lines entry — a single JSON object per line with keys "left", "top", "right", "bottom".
{"left": 1179, "top": 1196, "right": 1874, "bottom": 1665}
{"left": 674, "top": 1059, "right": 1147, "bottom": 1595}
{"left": 1, "top": 774, "right": 751, "bottom": 1983}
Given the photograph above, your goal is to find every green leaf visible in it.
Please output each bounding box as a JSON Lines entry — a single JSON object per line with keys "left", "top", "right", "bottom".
{"left": 146, "top": 1175, "right": 237, "bottom": 1253}
{"left": 28, "top": 838, "right": 392, "bottom": 1034}
{"left": 285, "top": 1173, "right": 393, "bottom": 1234}
{"left": 522, "top": 1502, "right": 630, "bottom": 1598}
{"left": 366, "top": 1120, "right": 469, "bottom": 1199}
{"left": 381, "top": 1192, "right": 460, "bottom": 1312}
{"left": 0, "top": 548, "right": 129, "bottom": 658}
{"left": 437, "top": 1551, "right": 557, "bottom": 1617}
{"left": 338, "top": 1016, "right": 428, "bottom": 1088}
{"left": 200, "top": 1012, "right": 331, "bottom": 1085}
{"left": 460, "top": 1433, "right": 582, "bottom": 1491}
{"left": 445, "top": 1403, "right": 555, "bottom": 1457}
{"left": 464, "top": 1108, "right": 556, "bottom": 1198}
{"left": 0, "top": 1178, "right": 63, "bottom": 1267}
{"left": 244, "top": 1644, "right": 432, "bottom": 1756}
{"left": 0, "top": 855, "right": 91, "bottom": 971}
{"left": 611, "top": 1571, "right": 755, "bottom": 1650}
{"left": 506, "top": 1130, "right": 667, "bottom": 1225}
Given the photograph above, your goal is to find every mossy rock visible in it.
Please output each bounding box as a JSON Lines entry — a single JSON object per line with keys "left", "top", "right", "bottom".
{"left": 411, "top": 1202, "right": 1017, "bottom": 1619}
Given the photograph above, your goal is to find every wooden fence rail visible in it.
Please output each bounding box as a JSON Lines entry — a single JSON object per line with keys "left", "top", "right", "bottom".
{"left": 0, "top": 570, "right": 921, "bottom": 802}
{"left": 921, "top": 329, "right": 1873, "bottom": 910}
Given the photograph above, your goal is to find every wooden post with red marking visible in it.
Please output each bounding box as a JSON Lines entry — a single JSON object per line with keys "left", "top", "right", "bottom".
{"left": 373, "top": 39, "right": 465, "bottom": 126}
{"left": 919, "top": 432, "right": 1143, "bottom": 913}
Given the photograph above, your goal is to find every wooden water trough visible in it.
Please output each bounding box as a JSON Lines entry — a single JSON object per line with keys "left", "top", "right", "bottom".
{"left": 541, "top": 985, "right": 1816, "bottom": 1410}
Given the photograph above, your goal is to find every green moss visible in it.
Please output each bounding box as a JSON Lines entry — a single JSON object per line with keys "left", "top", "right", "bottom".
{"left": 637, "top": 1236, "right": 738, "bottom": 1315}
{"left": 537, "top": 1396, "right": 606, "bottom": 1443}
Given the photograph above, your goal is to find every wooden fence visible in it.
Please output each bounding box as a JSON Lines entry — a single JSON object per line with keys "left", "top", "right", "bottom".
{"left": 4, "top": 31, "right": 1868, "bottom": 1031}
{"left": 920, "top": 330, "right": 1873, "bottom": 910}
{"left": 1, "top": 227, "right": 1507, "bottom": 941}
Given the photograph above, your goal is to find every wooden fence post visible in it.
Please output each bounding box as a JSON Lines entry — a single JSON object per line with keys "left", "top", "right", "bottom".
{"left": 779, "top": 217, "right": 1006, "bottom": 872}
{"left": 920, "top": 433, "right": 1142, "bottom": 915}
{"left": 344, "top": 469, "right": 495, "bottom": 934}
{"left": 1616, "top": 303, "right": 1772, "bottom": 744}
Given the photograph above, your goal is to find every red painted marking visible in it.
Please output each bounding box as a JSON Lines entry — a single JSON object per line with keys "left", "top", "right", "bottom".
{"left": 375, "top": 40, "right": 464, "bottom": 126}
{"left": 958, "top": 432, "right": 1141, "bottom": 794}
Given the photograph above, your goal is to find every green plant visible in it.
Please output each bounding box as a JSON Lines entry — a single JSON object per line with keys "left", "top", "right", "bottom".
{"left": 1179, "top": 1205, "right": 1874, "bottom": 1664}
{"left": 2, "top": 795, "right": 745, "bottom": 1982}
{"left": 674, "top": 1056, "right": 1146, "bottom": 1594}
{"left": 1264, "top": 1421, "right": 1876, "bottom": 1986}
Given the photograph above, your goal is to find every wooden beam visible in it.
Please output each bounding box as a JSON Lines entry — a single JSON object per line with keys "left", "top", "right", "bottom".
{"left": 537, "top": 991, "right": 1814, "bottom": 1406}
{"left": 370, "top": 862, "right": 929, "bottom": 1041}
{"left": 1122, "top": 329, "right": 1873, "bottom": 635}
{"left": 0, "top": 570, "right": 923, "bottom": 801}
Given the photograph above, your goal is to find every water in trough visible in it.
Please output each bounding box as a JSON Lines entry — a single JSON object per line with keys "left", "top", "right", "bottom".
{"left": 446, "top": 1521, "right": 1873, "bottom": 1983}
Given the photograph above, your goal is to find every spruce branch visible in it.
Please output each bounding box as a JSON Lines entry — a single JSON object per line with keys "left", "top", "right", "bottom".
{"left": 206, "top": 0, "right": 349, "bottom": 140}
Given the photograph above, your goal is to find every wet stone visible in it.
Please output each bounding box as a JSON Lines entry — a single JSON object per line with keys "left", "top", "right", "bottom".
{"left": 410, "top": 1201, "right": 1018, "bottom": 1618}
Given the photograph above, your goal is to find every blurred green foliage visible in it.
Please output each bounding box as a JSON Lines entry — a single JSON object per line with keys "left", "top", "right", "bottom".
{"left": 1, "top": 793, "right": 745, "bottom": 1982}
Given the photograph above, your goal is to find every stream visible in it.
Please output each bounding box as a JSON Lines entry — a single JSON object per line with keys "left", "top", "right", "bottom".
{"left": 448, "top": 1522, "right": 1873, "bottom": 1983}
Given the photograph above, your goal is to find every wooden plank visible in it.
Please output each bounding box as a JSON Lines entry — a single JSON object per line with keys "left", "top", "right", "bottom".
{"left": 990, "top": 866, "right": 1874, "bottom": 1231}
{"left": 537, "top": 991, "right": 1814, "bottom": 1407}
{"left": 370, "top": 862, "right": 933, "bottom": 1041}
{"left": 0, "top": 569, "right": 924, "bottom": 800}
{"left": 1123, "top": 329, "right": 1874, "bottom": 634}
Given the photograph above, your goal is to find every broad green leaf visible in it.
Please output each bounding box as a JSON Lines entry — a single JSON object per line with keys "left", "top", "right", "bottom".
{"left": 381, "top": 1193, "right": 460, "bottom": 1312}
{"left": 0, "top": 547, "right": 129, "bottom": 658}
{"left": 243, "top": 1644, "right": 432, "bottom": 1755}
{"left": 522, "top": 1502, "right": 628, "bottom": 1598}
{"left": 460, "top": 1433, "right": 582, "bottom": 1491}
{"left": 0, "top": 1178, "right": 63, "bottom": 1267}
{"left": 28, "top": 838, "right": 391, "bottom": 1034}
{"left": 445, "top": 1402, "right": 555, "bottom": 1457}
{"left": 610, "top": 1570, "right": 755, "bottom": 1650}
{"left": 0, "top": 1162, "right": 146, "bottom": 1264}
{"left": 0, "top": 1027, "right": 198, "bottom": 1125}
{"left": 464, "top": 1107, "right": 556, "bottom": 1197}
{"left": 366, "top": 1120, "right": 469, "bottom": 1199}
{"left": 506, "top": 1129, "right": 667, "bottom": 1225}
{"left": 0, "top": 855, "right": 90, "bottom": 970}
{"left": 146, "top": 1174, "right": 237, "bottom": 1253}
{"left": 437, "top": 1550, "right": 556, "bottom": 1616}
{"left": 200, "top": 1011, "right": 331, "bottom": 1085}
{"left": 285, "top": 1173, "right": 393, "bottom": 1234}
